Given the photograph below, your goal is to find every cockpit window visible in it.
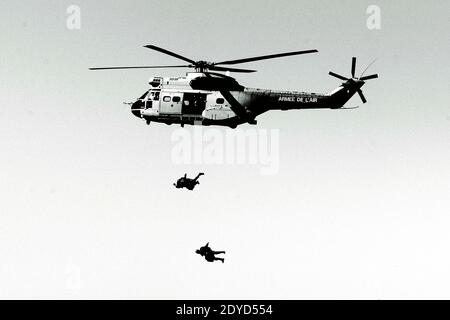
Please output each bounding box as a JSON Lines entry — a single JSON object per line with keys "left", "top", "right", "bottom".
{"left": 216, "top": 98, "right": 225, "bottom": 104}
{"left": 163, "top": 96, "right": 171, "bottom": 102}
{"left": 172, "top": 96, "right": 181, "bottom": 103}
{"left": 139, "top": 91, "right": 149, "bottom": 100}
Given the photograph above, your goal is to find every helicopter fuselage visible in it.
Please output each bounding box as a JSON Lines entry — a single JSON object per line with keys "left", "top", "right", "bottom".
{"left": 131, "top": 72, "right": 360, "bottom": 128}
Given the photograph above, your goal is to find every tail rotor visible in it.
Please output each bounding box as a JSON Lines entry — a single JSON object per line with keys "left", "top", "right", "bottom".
{"left": 329, "top": 57, "right": 378, "bottom": 104}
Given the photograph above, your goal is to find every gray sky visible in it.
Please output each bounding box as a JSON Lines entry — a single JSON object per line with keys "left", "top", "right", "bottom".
{"left": 0, "top": 0, "right": 449, "bottom": 299}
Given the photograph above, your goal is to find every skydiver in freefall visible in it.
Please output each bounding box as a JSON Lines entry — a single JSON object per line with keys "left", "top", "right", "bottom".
{"left": 196, "top": 242, "right": 225, "bottom": 263}
{"left": 173, "top": 173, "right": 204, "bottom": 190}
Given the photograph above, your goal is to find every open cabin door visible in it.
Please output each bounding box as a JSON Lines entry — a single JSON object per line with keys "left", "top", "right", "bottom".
{"left": 182, "top": 93, "right": 207, "bottom": 115}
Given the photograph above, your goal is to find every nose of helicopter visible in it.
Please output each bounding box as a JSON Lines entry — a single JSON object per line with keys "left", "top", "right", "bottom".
{"left": 131, "top": 99, "right": 144, "bottom": 118}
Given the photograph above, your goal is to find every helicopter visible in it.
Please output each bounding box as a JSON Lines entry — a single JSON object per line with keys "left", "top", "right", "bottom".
{"left": 90, "top": 45, "right": 378, "bottom": 129}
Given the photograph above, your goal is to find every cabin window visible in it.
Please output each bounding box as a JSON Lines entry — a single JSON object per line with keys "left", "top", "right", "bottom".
{"left": 163, "top": 96, "right": 171, "bottom": 102}
{"left": 172, "top": 96, "right": 181, "bottom": 103}
{"left": 216, "top": 98, "right": 225, "bottom": 104}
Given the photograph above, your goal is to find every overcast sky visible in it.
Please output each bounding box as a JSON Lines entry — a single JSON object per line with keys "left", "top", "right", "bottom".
{"left": 0, "top": 0, "right": 449, "bottom": 299}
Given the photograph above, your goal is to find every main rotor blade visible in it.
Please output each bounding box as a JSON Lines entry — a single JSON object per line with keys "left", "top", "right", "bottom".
{"left": 209, "top": 66, "right": 257, "bottom": 73}
{"left": 357, "top": 89, "right": 367, "bottom": 103}
{"left": 328, "top": 71, "right": 348, "bottom": 81}
{"left": 203, "top": 73, "right": 252, "bottom": 122}
{"left": 360, "top": 74, "right": 378, "bottom": 81}
{"left": 220, "top": 90, "right": 251, "bottom": 121}
{"left": 351, "top": 57, "right": 357, "bottom": 78}
{"left": 214, "top": 49, "right": 318, "bottom": 66}
{"left": 89, "top": 65, "right": 191, "bottom": 70}
{"left": 144, "top": 45, "right": 196, "bottom": 64}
